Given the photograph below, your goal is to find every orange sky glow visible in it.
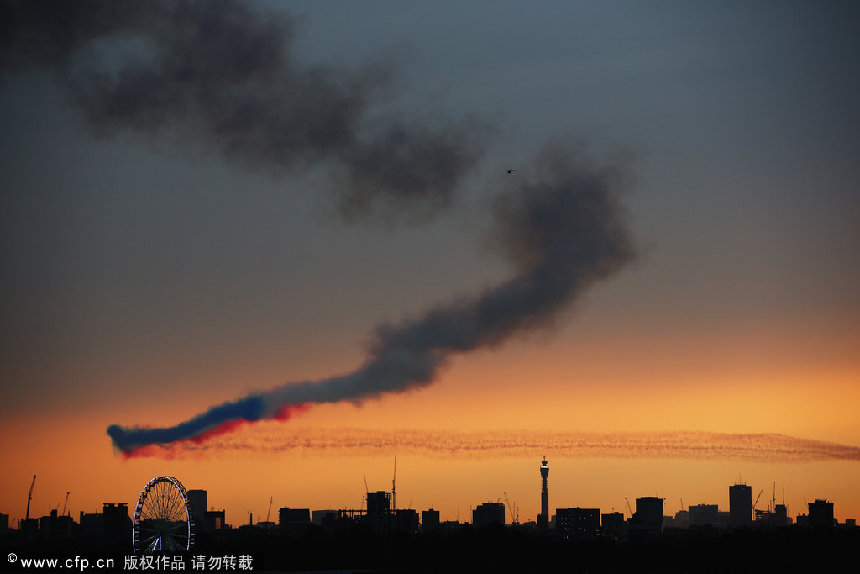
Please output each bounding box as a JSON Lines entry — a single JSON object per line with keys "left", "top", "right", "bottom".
{"left": 1, "top": 0, "right": 858, "bottom": 541}
{"left": 3, "top": 323, "right": 858, "bottom": 527}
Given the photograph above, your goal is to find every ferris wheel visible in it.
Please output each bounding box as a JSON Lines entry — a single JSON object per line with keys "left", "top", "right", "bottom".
{"left": 133, "top": 476, "right": 194, "bottom": 553}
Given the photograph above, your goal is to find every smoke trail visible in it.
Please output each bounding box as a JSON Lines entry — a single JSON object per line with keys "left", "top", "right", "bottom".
{"left": 144, "top": 428, "right": 860, "bottom": 463}
{"left": 107, "top": 144, "right": 635, "bottom": 454}
{"left": 0, "top": 0, "right": 487, "bottom": 220}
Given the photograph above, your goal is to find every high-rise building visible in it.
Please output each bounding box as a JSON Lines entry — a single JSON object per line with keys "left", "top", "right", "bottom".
{"left": 555, "top": 508, "right": 600, "bottom": 540}
{"left": 808, "top": 499, "right": 834, "bottom": 529}
{"left": 473, "top": 502, "right": 505, "bottom": 527}
{"left": 729, "top": 483, "right": 752, "bottom": 529}
{"left": 366, "top": 491, "right": 392, "bottom": 533}
{"left": 630, "top": 497, "right": 663, "bottom": 538}
{"left": 538, "top": 458, "right": 549, "bottom": 530}
{"left": 422, "top": 508, "right": 440, "bottom": 531}
{"left": 102, "top": 503, "right": 132, "bottom": 544}
{"left": 367, "top": 491, "right": 391, "bottom": 516}
{"left": 186, "top": 489, "right": 207, "bottom": 530}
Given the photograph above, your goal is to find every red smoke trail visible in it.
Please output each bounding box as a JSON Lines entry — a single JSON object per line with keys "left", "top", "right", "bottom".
{"left": 273, "top": 403, "right": 312, "bottom": 420}
{"left": 120, "top": 403, "right": 310, "bottom": 459}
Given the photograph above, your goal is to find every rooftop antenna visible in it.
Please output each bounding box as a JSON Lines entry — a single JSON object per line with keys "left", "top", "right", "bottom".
{"left": 392, "top": 453, "right": 397, "bottom": 513}
{"left": 772, "top": 482, "right": 776, "bottom": 513}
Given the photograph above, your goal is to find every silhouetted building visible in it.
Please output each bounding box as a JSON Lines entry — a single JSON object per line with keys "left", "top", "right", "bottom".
{"left": 630, "top": 497, "right": 663, "bottom": 538}
{"left": 39, "top": 509, "right": 72, "bottom": 539}
{"left": 279, "top": 507, "right": 310, "bottom": 525}
{"left": 366, "top": 491, "right": 392, "bottom": 533}
{"left": 102, "top": 503, "right": 132, "bottom": 544}
{"left": 755, "top": 503, "right": 791, "bottom": 529}
{"left": 689, "top": 504, "right": 719, "bottom": 528}
{"left": 662, "top": 515, "right": 677, "bottom": 529}
{"left": 538, "top": 458, "right": 549, "bottom": 530}
{"left": 79, "top": 511, "right": 102, "bottom": 538}
{"left": 422, "top": 508, "right": 440, "bottom": 531}
{"left": 76, "top": 503, "right": 131, "bottom": 544}
{"left": 473, "top": 503, "right": 505, "bottom": 527}
{"left": 367, "top": 491, "right": 391, "bottom": 516}
{"left": 601, "top": 512, "right": 626, "bottom": 540}
{"left": 0, "top": 512, "right": 8, "bottom": 534}
{"left": 729, "top": 483, "right": 752, "bottom": 529}
{"left": 312, "top": 510, "right": 338, "bottom": 527}
{"left": 186, "top": 489, "right": 207, "bottom": 530}
{"left": 20, "top": 518, "right": 39, "bottom": 540}
{"left": 279, "top": 507, "right": 310, "bottom": 535}
{"left": 556, "top": 508, "right": 600, "bottom": 540}
{"left": 808, "top": 499, "right": 834, "bottom": 529}
{"left": 395, "top": 509, "right": 419, "bottom": 533}
{"left": 253, "top": 520, "right": 277, "bottom": 531}
{"left": 673, "top": 509, "right": 689, "bottom": 529}
{"left": 795, "top": 513, "right": 809, "bottom": 527}
{"left": 204, "top": 509, "right": 226, "bottom": 530}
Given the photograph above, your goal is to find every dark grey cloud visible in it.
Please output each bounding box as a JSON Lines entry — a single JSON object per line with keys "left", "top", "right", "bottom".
{"left": 1, "top": 0, "right": 487, "bottom": 219}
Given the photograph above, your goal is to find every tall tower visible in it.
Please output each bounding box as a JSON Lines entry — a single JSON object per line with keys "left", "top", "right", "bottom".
{"left": 538, "top": 457, "right": 549, "bottom": 529}
{"left": 729, "top": 483, "right": 752, "bottom": 529}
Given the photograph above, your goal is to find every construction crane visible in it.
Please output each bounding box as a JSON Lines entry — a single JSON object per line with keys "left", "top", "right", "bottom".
{"left": 680, "top": 498, "right": 685, "bottom": 512}
{"left": 25, "top": 475, "right": 36, "bottom": 521}
{"left": 362, "top": 474, "right": 370, "bottom": 512}
{"left": 392, "top": 454, "right": 397, "bottom": 513}
{"left": 62, "top": 492, "right": 70, "bottom": 517}
{"left": 752, "top": 489, "right": 764, "bottom": 515}
{"left": 625, "top": 498, "right": 633, "bottom": 517}
{"left": 265, "top": 496, "right": 273, "bottom": 524}
{"left": 504, "top": 492, "right": 518, "bottom": 524}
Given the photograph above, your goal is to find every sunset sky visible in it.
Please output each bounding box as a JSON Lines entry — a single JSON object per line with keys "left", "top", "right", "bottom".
{"left": 1, "top": 1, "right": 858, "bottom": 526}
